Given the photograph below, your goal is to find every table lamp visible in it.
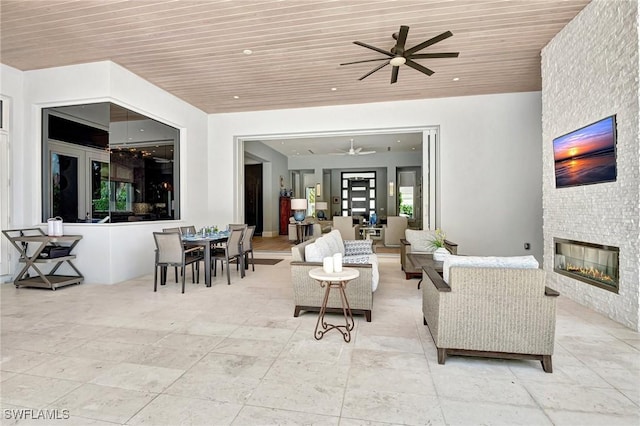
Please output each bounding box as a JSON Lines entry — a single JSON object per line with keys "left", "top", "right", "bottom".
{"left": 291, "top": 198, "right": 307, "bottom": 222}
{"left": 315, "top": 201, "right": 328, "bottom": 219}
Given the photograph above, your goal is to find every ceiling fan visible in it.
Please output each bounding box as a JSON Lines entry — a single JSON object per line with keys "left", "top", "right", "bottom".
{"left": 340, "top": 25, "right": 459, "bottom": 84}
{"left": 332, "top": 139, "right": 376, "bottom": 156}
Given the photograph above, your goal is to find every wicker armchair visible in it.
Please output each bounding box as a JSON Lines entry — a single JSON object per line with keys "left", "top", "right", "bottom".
{"left": 422, "top": 266, "right": 559, "bottom": 372}
{"left": 290, "top": 236, "right": 376, "bottom": 322}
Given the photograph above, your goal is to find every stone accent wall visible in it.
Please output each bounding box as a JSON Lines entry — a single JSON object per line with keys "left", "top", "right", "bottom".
{"left": 541, "top": 0, "right": 639, "bottom": 330}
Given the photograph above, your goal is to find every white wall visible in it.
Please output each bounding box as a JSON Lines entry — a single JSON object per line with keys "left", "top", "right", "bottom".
{"left": 1, "top": 61, "right": 209, "bottom": 284}
{"left": 244, "top": 141, "right": 289, "bottom": 236}
{"left": 541, "top": 0, "right": 640, "bottom": 330}
{"left": 210, "top": 91, "right": 543, "bottom": 260}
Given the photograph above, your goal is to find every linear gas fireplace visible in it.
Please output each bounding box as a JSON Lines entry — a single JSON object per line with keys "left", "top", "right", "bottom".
{"left": 554, "top": 238, "right": 619, "bottom": 293}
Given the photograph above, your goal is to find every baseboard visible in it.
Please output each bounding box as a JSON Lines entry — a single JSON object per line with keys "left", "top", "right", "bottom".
{"left": 261, "top": 231, "right": 277, "bottom": 238}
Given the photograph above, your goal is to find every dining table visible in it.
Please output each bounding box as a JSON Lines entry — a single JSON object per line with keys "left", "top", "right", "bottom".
{"left": 182, "top": 231, "right": 229, "bottom": 287}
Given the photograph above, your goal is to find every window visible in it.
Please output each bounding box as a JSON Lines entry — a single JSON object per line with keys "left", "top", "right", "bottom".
{"left": 42, "top": 102, "right": 180, "bottom": 223}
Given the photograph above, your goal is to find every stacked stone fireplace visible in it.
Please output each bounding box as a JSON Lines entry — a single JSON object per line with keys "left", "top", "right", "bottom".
{"left": 541, "top": 0, "right": 639, "bottom": 330}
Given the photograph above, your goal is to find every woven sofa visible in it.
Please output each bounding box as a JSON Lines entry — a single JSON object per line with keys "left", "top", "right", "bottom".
{"left": 422, "top": 255, "right": 559, "bottom": 372}
{"left": 290, "top": 230, "right": 378, "bottom": 322}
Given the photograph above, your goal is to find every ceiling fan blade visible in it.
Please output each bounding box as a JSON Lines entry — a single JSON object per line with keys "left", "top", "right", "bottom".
{"left": 359, "top": 151, "right": 376, "bottom": 155}
{"left": 405, "top": 59, "right": 434, "bottom": 76}
{"left": 391, "top": 66, "right": 399, "bottom": 84}
{"left": 393, "top": 25, "right": 409, "bottom": 54}
{"left": 409, "top": 52, "right": 459, "bottom": 59}
{"left": 405, "top": 31, "right": 453, "bottom": 55}
{"left": 355, "top": 147, "right": 363, "bottom": 153}
{"left": 359, "top": 61, "right": 390, "bottom": 80}
{"left": 353, "top": 41, "right": 394, "bottom": 57}
{"left": 340, "top": 57, "right": 390, "bottom": 66}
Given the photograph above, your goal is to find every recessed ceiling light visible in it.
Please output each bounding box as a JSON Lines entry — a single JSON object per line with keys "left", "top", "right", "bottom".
{"left": 139, "top": 128, "right": 144, "bottom": 132}
{"left": 411, "top": 147, "right": 416, "bottom": 150}
{"left": 233, "top": 95, "right": 240, "bottom": 99}
{"left": 281, "top": 141, "right": 285, "bottom": 145}
{"left": 243, "top": 49, "right": 253, "bottom": 55}
{"left": 331, "top": 87, "right": 337, "bottom": 91}
{"left": 452, "top": 77, "right": 460, "bottom": 81}
{"left": 396, "top": 140, "right": 400, "bottom": 143}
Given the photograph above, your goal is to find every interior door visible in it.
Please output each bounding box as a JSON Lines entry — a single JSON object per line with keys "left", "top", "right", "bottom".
{"left": 348, "top": 179, "right": 370, "bottom": 219}
{"left": 244, "top": 163, "right": 263, "bottom": 235}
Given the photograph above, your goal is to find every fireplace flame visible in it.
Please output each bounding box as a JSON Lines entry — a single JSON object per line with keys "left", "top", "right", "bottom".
{"left": 565, "top": 263, "right": 615, "bottom": 284}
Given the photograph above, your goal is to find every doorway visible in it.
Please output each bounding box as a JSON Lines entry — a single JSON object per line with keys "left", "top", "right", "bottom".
{"left": 244, "top": 163, "right": 263, "bottom": 235}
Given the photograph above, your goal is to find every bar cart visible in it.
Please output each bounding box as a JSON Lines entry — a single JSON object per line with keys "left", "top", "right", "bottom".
{"left": 2, "top": 228, "right": 83, "bottom": 290}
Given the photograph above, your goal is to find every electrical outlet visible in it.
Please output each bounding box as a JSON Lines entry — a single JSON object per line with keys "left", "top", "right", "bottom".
{"left": 524, "top": 243, "right": 530, "bottom": 250}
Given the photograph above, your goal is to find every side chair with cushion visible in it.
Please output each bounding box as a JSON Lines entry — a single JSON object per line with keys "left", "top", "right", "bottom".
{"left": 153, "top": 231, "right": 203, "bottom": 293}
{"left": 331, "top": 216, "right": 361, "bottom": 240}
{"left": 382, "top": 216, "right": 408, "bottom": 247}
{"left": 241, "top": 225, "right": 256, "bottom": 271}
{"left": 400, "top": 229, "right": 458, "bottom": 279}
{"left": 422, "top": 255, "right": 559, "bottom": 372}
{"left": 212, "top": 227, "right": 245, "bottom": 285}
{"left": 163, "top": 227, "right": 189, "bottom": 282}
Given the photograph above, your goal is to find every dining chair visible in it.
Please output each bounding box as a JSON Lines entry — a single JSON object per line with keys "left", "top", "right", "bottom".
{"left": 241, "top": 225, "right": 256, "bottom": 272}
{"left": 162, "top": 227, "right": 183, "bottom": 282}
{"left": 228, "top": 223, "right": 248, "bottom": 231}
{"left": 212, "top": 228, "right": 244, "bottom": 285}
{"left": 179, "top": 225, "right": 196, "bottom": 235}
{"left": 153, "top": 232, "right": 203, "bottom": 293}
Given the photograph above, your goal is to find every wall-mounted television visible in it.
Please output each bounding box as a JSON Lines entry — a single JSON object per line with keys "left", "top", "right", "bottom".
{"left": 553, "top": 115, "right": 617, "bottom": 188}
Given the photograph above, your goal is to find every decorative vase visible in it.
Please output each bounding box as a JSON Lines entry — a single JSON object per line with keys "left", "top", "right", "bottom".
{"left": 432, "top": 247, "right": 449, "bottom": 261}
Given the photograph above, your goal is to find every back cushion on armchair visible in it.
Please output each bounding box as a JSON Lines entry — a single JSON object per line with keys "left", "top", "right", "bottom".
{"left": 405, "top": 229, "right": 437, "bottom": 252}
{"left": 443, "top": 255, "right": 539, "bottom": 284}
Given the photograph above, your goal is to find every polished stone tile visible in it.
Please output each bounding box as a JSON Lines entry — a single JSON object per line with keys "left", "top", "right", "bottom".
{"left": 0, "top": 374, "right": 81, "bottom": 407}
{"left": 440, "top": 399, "right": 552, "bottom": 425}
{"left": 24, "top": 355, "right": 117, "bottom": 383}
{"left": 124, "top": 344, "right": 206, "bottom": 370}
{"left": 232, "top": 406, "right": 339, "bottom": 426}
{"left": 342, "top": 389, "right": 445, "bottom": 425}
{"left": 524, "top": 382, "right": 639, "bottom": 415}
{"left": 50, "top": 383, "right": 156, "bottom": 424}
{"left": 545, "top": 409, "right": 640, "bottom": 426}
{"left": 90, "top": 362, "right": 184, "bottom": 393}
{"left": 0, "top": 348, "right": 49, "bottom": 373}
{"left": 248, "top": 378, "right": 345, "bottom": 417}
{"left": 2, "top": 253, "right": 640, "bottom": 424}
{"left": 431, "top": 374, "right": 536, "bottom": 406}
{"left": 128, "top": 393, "right": 242, "bottom": 425}
{"left": 164, "top": 366, "right": 261, "bottom": 404}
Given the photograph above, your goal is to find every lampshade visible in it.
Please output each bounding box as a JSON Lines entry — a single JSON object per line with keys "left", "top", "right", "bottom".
{"left": 315, "top": 201, "right": 328, "bottom": 210}
{"left": 291, "top": 198, "right": 307, "bottom": 210}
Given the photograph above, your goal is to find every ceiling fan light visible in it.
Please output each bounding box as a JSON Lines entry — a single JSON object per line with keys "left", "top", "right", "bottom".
{"left": 390, "top": 56, "right": 406, "bottom": 66}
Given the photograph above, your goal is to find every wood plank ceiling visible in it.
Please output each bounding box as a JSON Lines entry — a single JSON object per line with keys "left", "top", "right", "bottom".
{"left": 1, "top": 0, "right": 590, "bottom": 114}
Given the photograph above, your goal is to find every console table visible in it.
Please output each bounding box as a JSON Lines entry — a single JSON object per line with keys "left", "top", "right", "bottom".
{"left": 2, "top": 228, "right": 84, "bottom": 290}
{"left": 308, "top": 267, "right": 359, "bottom": 342}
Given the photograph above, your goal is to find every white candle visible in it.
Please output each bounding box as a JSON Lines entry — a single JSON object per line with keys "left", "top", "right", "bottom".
{"left": 323, "top": 257, "right": 334, "bottom": 273}
{"left": 333, "top": 253, "right": 343, "bottom": 272}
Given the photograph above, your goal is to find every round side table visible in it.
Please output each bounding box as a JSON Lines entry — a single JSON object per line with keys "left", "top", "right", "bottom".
{"left": 308, "top": 267, "right": 360, "bottom": 342}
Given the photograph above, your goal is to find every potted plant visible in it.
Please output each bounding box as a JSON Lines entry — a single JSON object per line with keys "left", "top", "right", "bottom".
{"left": 430, "top": 228, "right": 450, "bottom": 261}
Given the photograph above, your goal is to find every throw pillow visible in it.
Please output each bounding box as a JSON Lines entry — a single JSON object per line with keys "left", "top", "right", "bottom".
{"left": 314, "top": 236, "right": 334, "bottom": 259}
{"left": 304, "top": 243, "right": 323, "bottom": 262}
{"left": 344, "top": 240, "right": 374, "bottom": 256}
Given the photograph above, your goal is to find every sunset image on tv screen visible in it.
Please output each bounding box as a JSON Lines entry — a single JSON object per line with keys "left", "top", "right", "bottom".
{"left": 553, "top": 116, "right": 616, "bottom": 188}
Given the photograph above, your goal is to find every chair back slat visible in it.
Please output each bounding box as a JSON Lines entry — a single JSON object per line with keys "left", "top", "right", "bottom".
{"left": 228, "top": 224, "right": 248, "bottom": 231}
{"left": 226, "top": 228, "right": 244, "bottom": 257}
{"left": 242, "top": 225, "right": 256, "bottom": 250}
{"left": 180, "top": 225, "right": 196, "bottom": 235}
{"left": 153, "top": 232, "right": 183, "bottom": 264}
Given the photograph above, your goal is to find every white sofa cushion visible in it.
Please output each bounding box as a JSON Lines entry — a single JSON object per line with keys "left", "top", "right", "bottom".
{"left": 405, "top": 229, "right": 437, "bottom": 253}
{"left": 443, "top": 255, "right": 539, "bottom": 284}
{"left": 324, "top": 230, "right": 345, "bottom": 256}
{"left": 304, "top": 242, "right": 324, "bottom": 262}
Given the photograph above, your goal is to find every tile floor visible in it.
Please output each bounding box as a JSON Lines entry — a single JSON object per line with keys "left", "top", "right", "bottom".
{"left": 1, "top": 254, "right": 639, "bottom": 425}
